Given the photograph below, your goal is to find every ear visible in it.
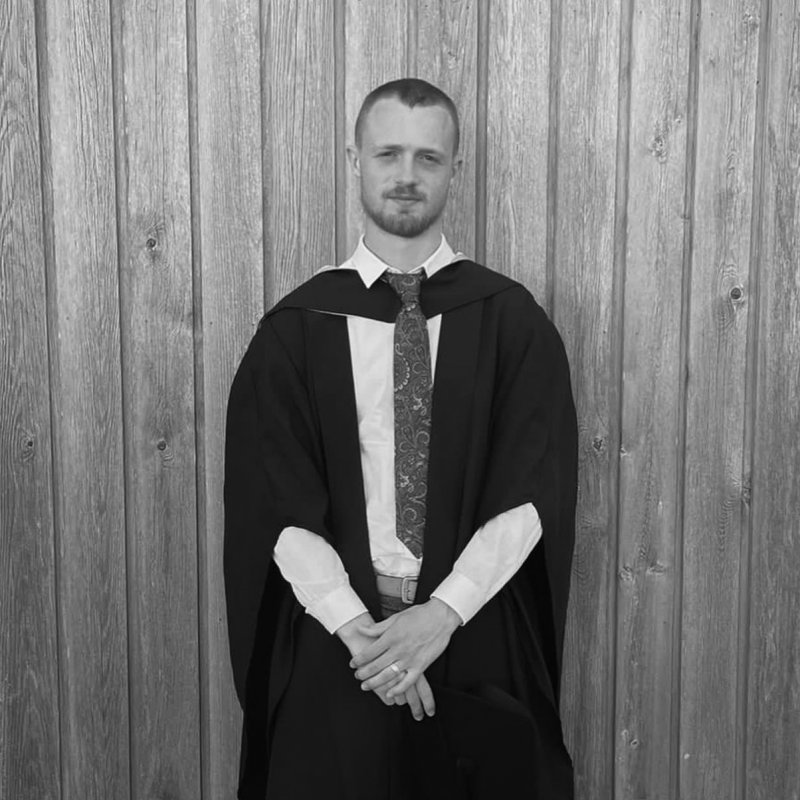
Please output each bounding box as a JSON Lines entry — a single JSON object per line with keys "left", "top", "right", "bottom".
{"left": 450, "top": 154, "right": 463, "bottom": 179}
{"left": 346, "top": 145, "right": 361, "bottom": 176}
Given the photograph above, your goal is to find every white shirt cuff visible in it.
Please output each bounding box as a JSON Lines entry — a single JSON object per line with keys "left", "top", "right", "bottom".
{"left": 430, "top": 571, "right": 485, "bottom": 625}
{"left": 308, "top": 584, "right": 369, "bottom": 634}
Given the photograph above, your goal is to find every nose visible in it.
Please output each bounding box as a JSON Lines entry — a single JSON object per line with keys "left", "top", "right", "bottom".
{"left": 396, "top": 152, "right": 417, "bottom": 185}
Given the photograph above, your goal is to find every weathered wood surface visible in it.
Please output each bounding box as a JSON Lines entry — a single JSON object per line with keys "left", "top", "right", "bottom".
{"left": 415, "top": 0, "right": 478, "bottom": 258}
{"left": 614, "top": 0, "right": 692, "bottom": 796}
{"left": 194, "top": 0, "right": 263, "bottom": 797}
{"left": 554, "top": 1, "right": 622, "bottom": 798}
{"left": 113, "top": 0, "right": 201, "bottom": 797}
{"left": 262, "top": 0, "right": 337, "bottom": 300}
{"left": 2, "top": 2, "right": 799, "bottom": 799}
{"left": 38, "top": 0, "right": 130, "bottom": 798}
{"left": 679, "top": 0, "right": 762, "bottom": 797}
{"left": 745, "top": 3, "right": 800, "bottom": 798}
{"left": 485, "top": 0, "right": 551, "bottom": 302}
{"left": 0, "top": 2, "right": 60, "bottom": 799}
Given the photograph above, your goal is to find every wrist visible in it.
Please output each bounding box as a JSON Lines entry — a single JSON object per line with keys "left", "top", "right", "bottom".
{"left": 427, "top": 597, "right": 461, "bottom": 634}
{"left": 335, "top": 612, "right": 372, "bottom": 650}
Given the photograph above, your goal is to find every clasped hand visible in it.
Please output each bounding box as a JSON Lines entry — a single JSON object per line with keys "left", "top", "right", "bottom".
{"left": 342, "top": 599, "right": 461, "bottom": 720}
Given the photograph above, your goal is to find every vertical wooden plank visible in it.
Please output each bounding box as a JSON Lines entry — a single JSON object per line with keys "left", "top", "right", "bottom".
{"left": 0, "top": 1, "right": 61, "bottom": 798}
{"left": 344, "top": 0, "right": 409, "bottom": 253}
{"left": 263, "top": 0, "right": 337, "bottom": 302}
{"left": 113, "top": 0, "right": 200, "bottom": 797}
{"left": 746, "top": 1, "right": 800, "bottom": 797}
{"left": 614, "top": 0, "right": 692, "bottom": 796}
{"left": 679, "top": 0, "right": 762, "bottom": 796}
{"left": 194, "top": 0, "right": 262, "bottom": 796}
{"left": 415, "top": 0, "right": 478, "bottom": 257}
{"left": 485, "top": 0, "right": 550, "bottom": 298}
{"left": 38, "top": 0, "right": 130, "bottom": 797}
{"left": 554, "top": 1, "right": 622, "bottom": 798}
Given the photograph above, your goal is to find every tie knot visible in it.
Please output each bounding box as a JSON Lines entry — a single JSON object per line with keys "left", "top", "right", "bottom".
{"left": 382, "top": 270, "right": 424, "bottom": 308}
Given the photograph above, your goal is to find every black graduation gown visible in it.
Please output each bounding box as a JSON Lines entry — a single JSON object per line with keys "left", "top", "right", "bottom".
{"left": 224, "top": 260, "right": 578, "bottom": 799}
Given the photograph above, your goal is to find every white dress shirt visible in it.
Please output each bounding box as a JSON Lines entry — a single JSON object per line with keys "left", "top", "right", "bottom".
{"left": 272, "top": 236, "right": 543, "bottom": 633}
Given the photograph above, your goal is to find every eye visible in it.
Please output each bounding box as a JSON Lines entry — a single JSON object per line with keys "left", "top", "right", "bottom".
{"left": 418, "top": 153, "right": 441, "bottom": 165}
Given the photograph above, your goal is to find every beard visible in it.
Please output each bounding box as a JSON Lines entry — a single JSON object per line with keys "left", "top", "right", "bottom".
{"left": 361, "top": 186, "right": 446, "bottom": 238}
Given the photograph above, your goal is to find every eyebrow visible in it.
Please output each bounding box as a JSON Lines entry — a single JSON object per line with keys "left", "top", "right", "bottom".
{"left": 370, "top": 144, "right": 447, "bottom": 157}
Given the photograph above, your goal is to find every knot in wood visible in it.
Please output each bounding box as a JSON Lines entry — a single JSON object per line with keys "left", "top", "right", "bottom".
{"left": 650, "top": 135, "right": 667, "bottom": 162}
{"left": 21, "top": 435, "right": 36, "bottom": 461}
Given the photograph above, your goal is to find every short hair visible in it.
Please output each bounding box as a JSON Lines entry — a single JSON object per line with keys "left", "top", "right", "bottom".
{"left": 354, "top": 78, "right": 460, "bottom": 154}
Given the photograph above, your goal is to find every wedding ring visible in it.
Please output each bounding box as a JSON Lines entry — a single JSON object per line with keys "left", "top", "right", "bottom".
{"left": 389, "top": 663, "right": 402, "bottom": 675}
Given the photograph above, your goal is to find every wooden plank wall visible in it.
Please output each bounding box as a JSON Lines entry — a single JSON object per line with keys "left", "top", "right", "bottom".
{"left": 1, "top": 1, "right": 798, "bottom": 798}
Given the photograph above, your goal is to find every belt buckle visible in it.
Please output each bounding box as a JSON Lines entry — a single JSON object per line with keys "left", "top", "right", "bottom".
{"left": 401, "top": 576, "right": 416, "bottom": 604}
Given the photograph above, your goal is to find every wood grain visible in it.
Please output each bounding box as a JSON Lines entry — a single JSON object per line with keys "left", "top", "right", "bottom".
{"left": 745, "top": 2, "right": 800, "bottom": 797}
{"left": 113, "top": 0, "right": 201, "bottom": 798}
{"left": 678, "top": 0, "right": 762, "bottom": 796}
{"left": 194, "top": 0, "right": 264, "bottom": 796}
{"left": 0, "top": 1, "right": 61, "bottom": 798}
{"left": 343, "top": 0, "right": 409, "bottom": 253}
{"left": 38, "top": 0, "right": 130, "bottom": 797}
{"left": 485, "top": 0, "right": 551, "bottom": 299}
{"left": 4, "top": 4, "right": 798, "bottom": 799}
{"left": 263, "top": 0, "right": 337, "bottom": 302}
{"left": 415, "top": 0, "right": 478, "bottom": 258}
{"left": 553, "top": 1, "right": 622, "bottom": 798}
{"left": 613, "top": 0, "right": 692, "bottom": 796}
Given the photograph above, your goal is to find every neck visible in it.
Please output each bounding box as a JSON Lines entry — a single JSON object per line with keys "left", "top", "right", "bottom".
{"left": 362, "top": 221, "right": 443, "bottom": 271}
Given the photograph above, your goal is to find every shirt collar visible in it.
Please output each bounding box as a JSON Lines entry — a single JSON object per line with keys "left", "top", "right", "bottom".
{"left": 321, "top": 235, "right": 462, "bottom": 288}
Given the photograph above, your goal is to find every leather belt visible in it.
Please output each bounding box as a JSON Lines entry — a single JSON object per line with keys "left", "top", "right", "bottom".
{"left": 375, "top": 573, "right": 418, "bottom": 604}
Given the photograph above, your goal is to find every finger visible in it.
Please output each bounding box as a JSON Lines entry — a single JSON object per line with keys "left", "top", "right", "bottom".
{"left": 361, "top": 663, "right": 406, "bottom": 692}
{"left": 354, "top": 650, "right": 398, "bottom": 681}
{"left": 373, "top": 675, "right": 403, "bottom": 706}
{"left": 403, "top": 684, "right": 425, "bottom": 721}
{"left": 415, "top": 675, "right": 436, "bottom": 717}
{"left": 349, "top": 637, "right": 392, "bottom": 669}
{"left": 386, "top": 668, "right": 420, "bottom": 699}
{"left": 388, "top": 672, "right": 404, "bottom": 690}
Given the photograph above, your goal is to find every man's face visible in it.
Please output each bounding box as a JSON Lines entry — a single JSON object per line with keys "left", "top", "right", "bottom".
{"left": 350, "top": 98, "right": 460, "bottom": 239}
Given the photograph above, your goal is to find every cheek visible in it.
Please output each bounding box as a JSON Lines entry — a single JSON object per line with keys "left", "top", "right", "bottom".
{"left": 365, "top": 166, "right": 390, "bottom": 188}
{"left": 429, "top": 176, "right": 452, "bottom": 200}
{"left": 359, "top": 173, "right": 383, "bottom": 198}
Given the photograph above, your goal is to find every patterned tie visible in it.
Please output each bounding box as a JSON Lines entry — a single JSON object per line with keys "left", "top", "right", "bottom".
{"left": 382, "top": 270, "right": 431, "bottom": 559}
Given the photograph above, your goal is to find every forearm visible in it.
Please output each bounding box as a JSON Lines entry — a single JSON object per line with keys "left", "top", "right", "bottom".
{"left": 430, "top": 503, "right": 542, "bottom": 624}
{"left": 273, "top": 526, "right": 368, "bottom": 633}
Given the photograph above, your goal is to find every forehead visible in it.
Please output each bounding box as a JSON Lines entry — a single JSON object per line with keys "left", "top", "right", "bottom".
{"left": 360, "top": 98, "right": 455, "bottom": 152}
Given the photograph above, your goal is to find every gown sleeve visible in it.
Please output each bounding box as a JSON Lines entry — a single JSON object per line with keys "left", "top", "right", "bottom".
{"left": 223, "top": 311, "right": 334, "bottom": 703}
{"left": 475, "top": 287, "right": 578, "bottom": 686}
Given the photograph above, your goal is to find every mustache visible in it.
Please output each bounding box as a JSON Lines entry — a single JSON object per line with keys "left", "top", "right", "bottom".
{"left": 384, "top": 187, "right": 425, "bottom": 201}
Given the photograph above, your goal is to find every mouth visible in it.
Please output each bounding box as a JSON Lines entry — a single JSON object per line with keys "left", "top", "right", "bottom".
{"left": 387, "top": 196, "right": 423, "bottom": 205}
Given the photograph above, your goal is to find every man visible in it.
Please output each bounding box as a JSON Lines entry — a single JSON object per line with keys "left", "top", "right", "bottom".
{"left": 224, "top": 78, "right": 577, "bottom": 799}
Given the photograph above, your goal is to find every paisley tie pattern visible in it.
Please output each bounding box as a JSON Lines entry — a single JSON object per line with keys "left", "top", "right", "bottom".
{"left": 382, "top": 270, "right": 431, "bottom": 559}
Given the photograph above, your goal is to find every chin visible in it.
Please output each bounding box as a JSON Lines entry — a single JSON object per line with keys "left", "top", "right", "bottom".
{"left": 386, "top": 219, "right": 432, "bottom": 238}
